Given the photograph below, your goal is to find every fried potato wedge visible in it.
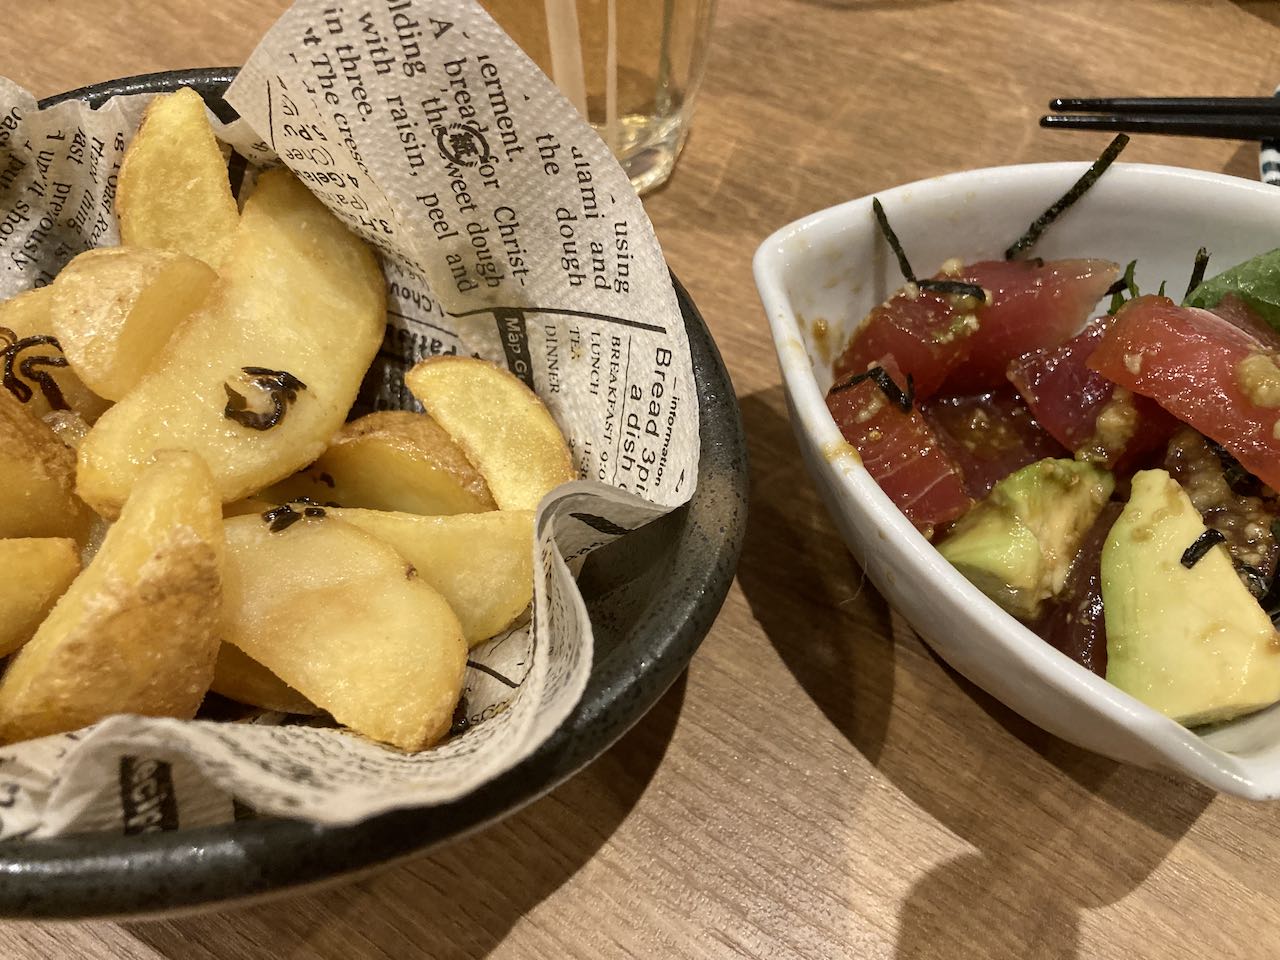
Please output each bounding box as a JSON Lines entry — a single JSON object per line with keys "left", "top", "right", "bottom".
{"left": 51, "top": 246, "right": 216, "bottom": 401}
{"left": 0, "top": 451, "right": 222, "bottom": 743}
{"left": 222, "top": 514, "right": 466, "bottom": 751}
{"left": 405, "top": 357, "right": 575, "bottom": 511}
{"left": 0, "top": 538, "right": 79, "bottom": 658}
{"left": 0, "top": 287, "right": 109, "bottom": 423}
{"left": 116, "top": 87, "right": 239, "bottom": 267}
{"left": 332, "top": 508, "right": 532, "bottom": 646}
{"left": 211, "top": 643, "right": 320, "bottom": 716}
{"left": 0, "top": 391, "right": 90, "bottom": 540}
{"left": 265, "top": 411, "right": 495, "bottom": 515}
{"left": 77, "top": 170, "right": 385, "bottom": 517}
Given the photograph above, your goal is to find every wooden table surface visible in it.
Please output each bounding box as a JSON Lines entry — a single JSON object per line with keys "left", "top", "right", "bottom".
{"left": 4, "top": 1, "right": 1280, "bottom": 957}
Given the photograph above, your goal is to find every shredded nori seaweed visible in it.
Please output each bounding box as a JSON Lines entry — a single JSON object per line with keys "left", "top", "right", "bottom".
{"left": 829, "top": 364, "right": 915, "bottom": 413}
{"left": 871, "top": 198, "right": 987, "bottom": 302}
{"left": 1205, "top": 438, "right": 1262, "bottom": 496}
{"left": 1005, "top": 134, "right": 1130, "bottom": 260}
{"left": 261, "top": 498, "right": 334, "bottom": 531}
{"left": 1180, "top": 528, "right": 1226, "bottom": 568}
{"left": 1184, "top": 247, "right": 1211, "bottom": 301}
{"left": 262, "top": 504, "right": 305, "bottom": 532}
{"left": 1, "top": 333, "right": 69, "bottom": 410}
{"left": 916, "top": 278, "right": 988, "bottom": 301}
{"left": 224, "top": 367, "right": 307, "bottom": 431}
{"left": 1107, "top": 260, "right": 1140, "bottom": 314}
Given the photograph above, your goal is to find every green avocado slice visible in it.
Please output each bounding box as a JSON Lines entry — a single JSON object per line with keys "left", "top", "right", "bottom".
{"left": 1102, "top": 469, "right": 1280, "bottom": 726}
{"left": 937, "top": 458, "right": 1114, "bottom": 620}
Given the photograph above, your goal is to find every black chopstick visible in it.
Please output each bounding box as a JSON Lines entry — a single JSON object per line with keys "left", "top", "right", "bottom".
{"left": 1051, "top": 96, "right": 1280, "bottom": 116}
{"left": 1040, "top": 112, "right": 1280, "bottom": 141}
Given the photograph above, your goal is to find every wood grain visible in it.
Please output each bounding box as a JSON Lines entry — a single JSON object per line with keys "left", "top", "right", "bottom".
{"left": 3, "top": 1, "right": 1280, "bottom": 957}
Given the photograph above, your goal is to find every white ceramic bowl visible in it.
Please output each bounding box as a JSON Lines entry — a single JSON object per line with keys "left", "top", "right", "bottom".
{"left": 755, "top": 162, "right": 1280, "bottom": 799}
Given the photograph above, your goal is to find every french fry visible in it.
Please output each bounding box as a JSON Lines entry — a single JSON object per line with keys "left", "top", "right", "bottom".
{"left": 115, "top": 87, "right": 239, "bottom": 267}
{"left": 51, "top": 246, "right": 216, "bottom": 401}
{"left": 0, "top": 451, "right": 223, "bottom": 743}
{"left": 264, "top": 410, "right": 495, "bottom": 515}
{"left": 332, "top": 508, "right": 533, "bottom": 645}
{"left": 77, "top": 169, "right": 386, "bottom": 516}
{"left": 405, "top": 357, "right": 575, "bottom": 511}
{"left": 0, "top": 539, "right": 79, "bottom": 658}
{"left": 0, "top": 390, "right": 91, "bottom": 540}
{"left": 222, "top": 514, "right": 467, "bottom": 751}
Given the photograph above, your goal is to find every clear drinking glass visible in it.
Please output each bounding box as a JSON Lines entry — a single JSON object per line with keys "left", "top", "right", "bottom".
{"left": 480, "top": 0, "right": 717, "bottom": 194}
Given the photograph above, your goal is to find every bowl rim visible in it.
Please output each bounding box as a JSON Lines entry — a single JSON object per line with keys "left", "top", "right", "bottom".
{"left": 754, "top": 160, "right": 1280, "bottom": 800}
{"left": 0, "top": 68, "right": 749, "bottom": 919}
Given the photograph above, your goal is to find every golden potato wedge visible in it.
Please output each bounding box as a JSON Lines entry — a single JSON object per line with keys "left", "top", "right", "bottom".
{"left": 405, "top": 357, "right": 574, "bottom": 511}
{"left": 265, "top": 411, "right": 495, "bottom": 515}
{"left": 222, "top": 514, "right": 466, "bottom": 751}
{"left": 51, "top": 246, "right": 216, "bottom": 401}
{"left": 0, "top": 390, "right": 90, "bottom": 540}
{"left": 0, "top": 287, "right": 109, "bottom": 423}
{"left": 332, "top": 508, "right": 532, "bottom": 646}
{"left": 211, "top": 643, "right": 320, "bottom": 716}
{"left": 77, "top": 169, "right": 385, "bottom": 517}
{"left": 0, "top": 538, "right": 79, "bottom": 657}
{"left": 0, "top": 451, "right": 222, "bottom": 743}
{"left": 116, "top": 87, "right": 239, "bottom": 267}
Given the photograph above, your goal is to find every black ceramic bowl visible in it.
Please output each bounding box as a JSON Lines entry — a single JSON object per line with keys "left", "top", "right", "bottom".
{"left": 0, "top": 69, "right": 747, "bottom": 919}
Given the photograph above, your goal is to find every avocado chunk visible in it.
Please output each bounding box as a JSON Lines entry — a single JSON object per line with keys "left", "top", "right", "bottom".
{"left": 937, "top": 458, "right": 1114, "bottom": 620}
{"left": 1102, "top": 468, "right": 1280, "bottom": 726}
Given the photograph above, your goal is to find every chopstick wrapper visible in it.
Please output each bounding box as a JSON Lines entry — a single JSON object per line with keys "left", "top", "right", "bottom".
{"left": 0, "top": 0, "right": 698, "bottom": 837}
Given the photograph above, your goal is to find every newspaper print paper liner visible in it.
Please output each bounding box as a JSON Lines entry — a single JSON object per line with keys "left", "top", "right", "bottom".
{"left": 0, "top": 0, "right": 698, "bottom": 838}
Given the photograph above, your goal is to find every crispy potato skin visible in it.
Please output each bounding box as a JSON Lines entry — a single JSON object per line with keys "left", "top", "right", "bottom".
{"left": 77, "top": 170, "right": 386, "bottom": 517}
{"left": 115, "top": 87, "right": 239, "bottom": 267}
{"left": 0, "top": 451, "right": 223, "bottom": 744}
{"left": 265, "top": 410, "right": 496, "bottom": 515}
{"left": 405, "top": 357, "right": 575, "bottom": 511}
{"left": 0, "top": 391, "right": 91, "bottom": 540}
{"left": 0, "top": 539, "right": 80, "bottom": 658}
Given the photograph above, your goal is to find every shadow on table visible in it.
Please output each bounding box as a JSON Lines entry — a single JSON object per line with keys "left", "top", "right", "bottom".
{"left": 890, "top": 645, "right": 1214, "bottom": 960}
{"left": 735, "top": 387, "right": 897, "bottom": 774}
{"left": 1231, "top": 0, "right": 1280, "bottom": 29}
{"left": 735, "top": 385, "right": 1214, "bottom": 960}
{"left": 122, "top": 673, "right": 687, "bottom": 960}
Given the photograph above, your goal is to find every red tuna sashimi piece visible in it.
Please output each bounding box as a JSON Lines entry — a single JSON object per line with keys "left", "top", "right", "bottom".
{"left": 1008, "top": 317, "right": 1177, "bottom": 470}
{"left": 1088, "top": 295, "right": 1280, "bottom": 491}
{"left": 921, "top": 386, "right": 1068, "bottom": 499}
{"left": 826, "top": 356, "right": 972, "bottom": 533}
{"left": 1210, "top": 293, "right": 1280, "bottom": 351}
{"left": 834, "top": 259, "right": 1119, "bottom": 400}
{"left": 939, "top": 259, "right": 1120, "bottom": 394}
